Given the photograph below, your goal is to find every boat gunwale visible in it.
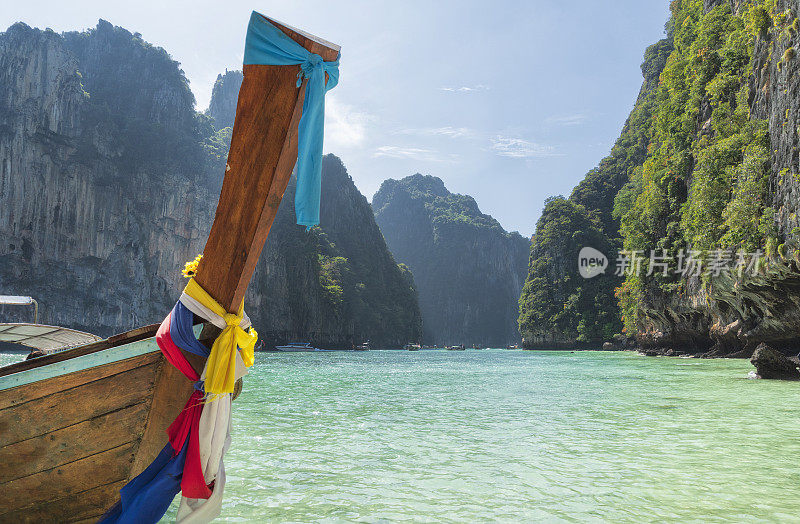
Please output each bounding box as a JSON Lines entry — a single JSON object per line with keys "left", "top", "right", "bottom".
{"left": 0, "top": 324, "right": 205, "bottom": 391}
{"left": 0, "top": 324, "right": 159, "bottom": 378}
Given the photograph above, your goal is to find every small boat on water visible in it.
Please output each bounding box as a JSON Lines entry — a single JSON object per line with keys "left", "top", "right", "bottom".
{"left": 447, "top": 344, "right": 466, "bottom": 351}
{"left": 275, "top": 342, "right": 321, "bottom": 352}
{"left": 0, "top": 323, "right": 103, "bottom": 357}
{"left": 404, "top": 343, "right": 421, "bottom": 351}
{"left": 0, "top": 12, "right": 340, "bottom": 522}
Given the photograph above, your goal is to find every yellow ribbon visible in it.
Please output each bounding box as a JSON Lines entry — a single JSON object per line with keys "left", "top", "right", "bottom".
{"left": 184, "top": 278, "right": 257, "bottom": 395}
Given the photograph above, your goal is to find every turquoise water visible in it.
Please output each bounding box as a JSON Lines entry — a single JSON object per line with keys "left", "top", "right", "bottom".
{"left": 3, "top": 349, "right": 800, "bottom": 521}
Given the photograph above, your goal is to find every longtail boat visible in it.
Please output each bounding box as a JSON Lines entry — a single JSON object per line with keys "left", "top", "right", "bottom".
{"left": 0, "top": 13, "right": 339, "bottom": 523}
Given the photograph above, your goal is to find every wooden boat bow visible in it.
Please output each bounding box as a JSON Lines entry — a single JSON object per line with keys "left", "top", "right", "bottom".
{"left": 195, "top": 14, "right": 339, "bottom": 312}
{"left": 0, "top": 14, "right": 339, "bottom": 523}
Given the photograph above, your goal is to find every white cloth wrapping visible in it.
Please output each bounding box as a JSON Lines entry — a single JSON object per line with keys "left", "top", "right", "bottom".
{"left": 179, "top": 291, "right": 252, "bottom": 330}
{"left": 175, "top": 387, "right": 233, "bottom": 522}
{"left": 173, "top": 289, "right": 252, "bottom": 523}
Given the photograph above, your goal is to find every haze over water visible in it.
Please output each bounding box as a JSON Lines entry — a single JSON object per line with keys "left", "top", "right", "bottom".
{"left": 139, "top": 349, "right": 800, "bottom": 521}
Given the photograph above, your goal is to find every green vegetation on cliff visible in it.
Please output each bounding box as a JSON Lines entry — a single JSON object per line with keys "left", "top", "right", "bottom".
{"left": 373, "top": 174, "right": 529, "bottom": 346}
{"left": 519, "top": 33, "right": 671, "bottom": 347}
{"left": 520, "top": 0, "right": 799, "bottom": 353}
{"left": 518, "top": 197, "right": 618, "bottom": 345}
{"left": 0, "top": 21, "right": 422, "bottom": 348}
{"left": 616, "top": 0, "right": 774, "bottom": 335}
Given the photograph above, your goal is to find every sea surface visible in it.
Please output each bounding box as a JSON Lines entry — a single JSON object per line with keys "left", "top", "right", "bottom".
{"left": 2, "top": 349, "right": 799, "bottom": 522}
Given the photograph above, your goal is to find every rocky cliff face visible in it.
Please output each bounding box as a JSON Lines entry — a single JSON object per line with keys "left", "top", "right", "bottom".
{"left": 372, "top": 175, "right": 529, "bottom": 346}
{"left": 247, "top": 155, "right": 423, "bottom": 348}
{"left": 518, "top": 36, "right": 670, "bottom": 349}
{"left": 631, "top": 0, "right": 800, "bottom": 356}
{"left": 206, "top": 70, "right": 242, "bottom": 130}
{"left": 521, "top": 0, "right": 800, "bottom": 357}
{"left": 0, "top": 21, "right": 421, "bottom": 348}
{"left": 0, "top": 21, "right": 218, "bottom": 333}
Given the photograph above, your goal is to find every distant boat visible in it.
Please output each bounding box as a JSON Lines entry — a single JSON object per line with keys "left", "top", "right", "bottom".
{"left": 354, "top": 341, "right": 370, "bottom": 351}
{"left": 447, "top": 345, "right": 465, "bottom": 351}
{"left": 275, "top": 342, "right": 320, "bottom": 352}
{"left": 404, "top": 343, "right": 421, "bottom": 351}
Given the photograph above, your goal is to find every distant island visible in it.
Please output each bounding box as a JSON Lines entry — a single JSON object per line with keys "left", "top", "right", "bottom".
{"left": 373, "top": 174, "right": 528, "bottom": 347}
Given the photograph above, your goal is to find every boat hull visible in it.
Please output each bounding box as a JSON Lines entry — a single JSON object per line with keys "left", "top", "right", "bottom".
{"left": 0, "top": 326, "right": 200, "bottom": 523}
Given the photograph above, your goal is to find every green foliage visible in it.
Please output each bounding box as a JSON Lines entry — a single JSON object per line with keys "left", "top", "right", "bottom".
{"left": 518, "top": 197, "right": 621, "bottom": 344}
{"left": 572, "top": 38, "right": 673, "bottom": 238}
{"left": 615, "top": 0, "right": 775, "bottom": 331}
{"left": 523, "top": 0, "right": 782, "bottom": 342}
{"left": 747, "top": 4, "right": 772, "bottom": 36}
{"left": 318, "top": 254, "right": 349, "bottom": 307}
{"left": 778, "top": 46, "right": 796, "bottom": 70}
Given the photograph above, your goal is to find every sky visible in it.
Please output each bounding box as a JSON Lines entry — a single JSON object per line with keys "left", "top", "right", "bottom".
{"left": 2, "top": 0, "right": 670, "bottom": 237}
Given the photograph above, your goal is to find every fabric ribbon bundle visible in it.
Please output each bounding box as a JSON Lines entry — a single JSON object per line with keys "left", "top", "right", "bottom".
{"left": 100, "top": 11, "right": 338, "bottom": 523}
{"left": 99, "top": 279, "right": 256, "bottom": 524}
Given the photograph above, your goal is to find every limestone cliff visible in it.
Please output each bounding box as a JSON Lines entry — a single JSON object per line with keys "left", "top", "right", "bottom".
{"left": 520, "top": 0, "right": 800, "bottom": 356}
{"left": 0, "top": 21, "right": 421, "bottom": 348}
{"left": 0, "top": 20, "right": 218, "bottom": 334}
{"left": 206, "top": 70, "right": 243, "bottom": 131}
{"left": 372, "top": 175, "right": 529, "bottom": 347}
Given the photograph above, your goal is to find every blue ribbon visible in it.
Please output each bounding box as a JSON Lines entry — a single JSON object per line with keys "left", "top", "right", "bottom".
{"left": 170, "top": 301, "right": 210, "bottom": 358}
{"left": 244, "top": 11, "right": 340, "bottom": 229}
{"left": 98, "top": 441, "right": 189, "bottom": 524}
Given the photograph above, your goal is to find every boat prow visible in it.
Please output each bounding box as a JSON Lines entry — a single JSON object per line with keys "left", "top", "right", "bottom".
{"left": 0, "top": 12, "right": 340, "bottom": 522}
{"left": 0, "top": 323, "right": 204, "bottom": 522}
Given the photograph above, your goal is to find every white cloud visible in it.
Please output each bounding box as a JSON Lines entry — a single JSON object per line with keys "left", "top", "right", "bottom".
{"left": 545, "top": 113, "right": 588, "bottom": 126}
{"left": 439, "top": 84, "right": 489, "bottom": 93}
{"left": 373, "top": 146, "right": 445, "bottom": 162}
{"left": 324, "top": 96, "right": 372, "bottom": 150}
{"left": 397, "top": 126, "right": 475, "bottom": 139}
{"left": 490, "top": 136, "right": 558, "bottom": 158}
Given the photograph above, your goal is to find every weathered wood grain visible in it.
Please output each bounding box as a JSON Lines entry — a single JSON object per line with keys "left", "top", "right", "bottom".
{"left": 128, "top": 358, "right": 195, "bottom": 479}
{"left": 0, "top": 402, "right": 150, "bottom": 484}
{"left": 0, "top": 362, "right": 158, "bottom": 446}
{"left": 0, "top": 479, "right": 126, "bottom": 524}
{"left": 1, "top": 441, "right": 136, "bottom": 515}
{"left": 0, "top": 352, "right": 160, "bottom": 410}
{"left": 194, "top": 15, "right": 339, "bottom": 312}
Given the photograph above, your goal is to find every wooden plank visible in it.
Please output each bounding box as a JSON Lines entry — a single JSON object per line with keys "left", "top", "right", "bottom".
{"left": 0, "top": 324, "right": 202, "bottom": 393}
{"left": 0, "top": 323, "right": 159, "bottom": 378}
{"left": 0, "top": 362, "right": 158, "bottom": 446}
{"left": 0, "top": 479, "right": 126, "bottom": 524}
{"left": 0, "top": 442, "right": 136, "bottom": 516}
{"left": 0, "top": 352, "right": 158, "bottom": 410}
{"left": 263, "top": 14, "right": 341, "bottom": 55}
{"left": 0, "top": 349, "right": 160, "bottom": 402}
{"left": 193, "top": 14, "right": 339, "bottom": 312}
{"left": 0, "top": 401, "right": 150, "bottom": 484}
{"left": 128, "top": 358, "right": 196, "bottom": 479}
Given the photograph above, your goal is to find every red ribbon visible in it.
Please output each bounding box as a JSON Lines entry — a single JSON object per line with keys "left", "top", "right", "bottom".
{"left": 156, "top": 314, "right": 213, "bottom": 499}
